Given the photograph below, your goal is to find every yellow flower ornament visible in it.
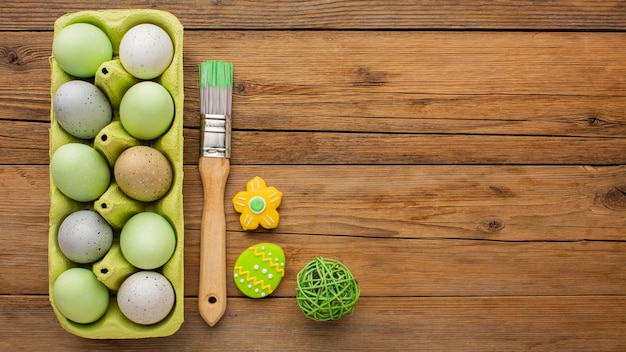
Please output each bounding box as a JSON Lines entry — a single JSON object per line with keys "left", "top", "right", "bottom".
{"left": 232, "top": 176, "right": 282, "bottom": 230}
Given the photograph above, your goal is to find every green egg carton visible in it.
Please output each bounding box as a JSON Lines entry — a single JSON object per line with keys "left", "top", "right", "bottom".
{"left": 48, "top": 9, "right": 184, "bottom": 339}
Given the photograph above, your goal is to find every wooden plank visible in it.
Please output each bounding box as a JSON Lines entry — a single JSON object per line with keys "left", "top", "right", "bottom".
{"left": 5, "top": 165, "right": 626, "bottom": 242}
{"left": 227, "top": 94, "right": 626, "bottom": 137}
{"left": 0, "top": 120, "right": 50, "bottom": 165}
{"left": 4, "top": 165, "right": 626, "bottom": 296}
{"left": 3, "top": 31, "right": 626, "bottom": 129}
{"left": 0, "top": 31, "right": 626, "bottom": 110}
{"left": 226, "top": 132, "right": 626, "bottom": 165}
{"left": 220, "top": 165, "right": 626, "bottom": 241}
{"left": 8, "top": 224, "right": 626, "bottom": 297}
{"left": 0, "top": 31, "right": 51, "bottom": 123}
{"left": 201, "top": 31, "right": 626, "bottom": 136}
{"left": 0, "top": 166, "right": 49, "bottom": 294}
{"left": 5, "top": 122, "right": 626, "bottom": 166}
{"left": 1, "top": 1, "right": 626, "bottom": 30}
{"left": 186, "top": 129, "right": 626, "bottom": 165}
{"left": 202, "top": 232, "right": 626, "bottom": 298}
{"left": 183, "top": 31, "right": 626, "bottom": 96}
{"left": 3, "top": 1, "right": 626, "bottom": 349}
{"left": 2, "top": 295, "right": 625, "bottom": 350}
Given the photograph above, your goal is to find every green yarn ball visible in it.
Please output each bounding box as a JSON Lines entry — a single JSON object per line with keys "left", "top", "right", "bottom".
{"left": 296, "top": 257, "right": 360, "bottom": 321}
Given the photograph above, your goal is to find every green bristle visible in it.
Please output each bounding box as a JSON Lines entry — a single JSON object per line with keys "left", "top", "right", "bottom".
{"left": 200, "top": 61, "right": 233, "bottom": 89}
{"left": 199, "top": 60, "right": 233, "bottom": 116}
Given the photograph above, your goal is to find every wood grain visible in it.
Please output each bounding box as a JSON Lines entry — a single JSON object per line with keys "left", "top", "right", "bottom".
{"left": 3, "top": 31, "right": 626, "bottom": 126}
{"left": 5, "top": 124, "right": 626, "bottom": 166}
{"left": 3, "top": 1, "right": 626, "bottom": 350}
{"left": 3, "top": 31, "right": 626, "bottom": 166}
{"left": 6, "top": 165, "right": 626, "bottom": 241}
{"left": 7, "top": 224, "right": 626, "bottom": 298}
{"left": 1, "top": 1, "right": 626, "bottom": 30}
{"left": 3, "top": 165, "right": 626, "bottom": 296}
{"left": 197, "top": 157, "right": 229, "bottom": 326}
{"left": 2, "top": 296, "right": 625, "bottom": 351}
{"left": 227, "top": 132, "right": 626, "bottom": 165}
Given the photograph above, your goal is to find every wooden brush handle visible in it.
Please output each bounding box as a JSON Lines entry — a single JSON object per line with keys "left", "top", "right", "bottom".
{"left": 198, "top": 157, "right": 230, "bottom": 327}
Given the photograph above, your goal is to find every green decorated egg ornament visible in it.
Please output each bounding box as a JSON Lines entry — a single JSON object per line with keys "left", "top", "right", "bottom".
{"left": 234, "top": 243, "right": 285, "bottom": 298}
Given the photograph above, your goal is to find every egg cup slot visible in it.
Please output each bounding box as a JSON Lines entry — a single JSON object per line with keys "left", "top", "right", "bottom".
{"left": 49, "top": 10, "right": 184, "bottom": 339}
{"left": 95, "top": 59, "right": 140, "bottom": 109}
{"left": 94, "top": 121, "right": 142, "bottom": 167}
{"left": 94, "top": 183, "right": 144, "bottom": 230}
{"left": 92, "top": 242, "right": 137, "bottom": 291}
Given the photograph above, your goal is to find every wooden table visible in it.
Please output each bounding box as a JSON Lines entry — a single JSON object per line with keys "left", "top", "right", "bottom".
{"left": 2, "top": 1, "right": 626, "bottom": 350}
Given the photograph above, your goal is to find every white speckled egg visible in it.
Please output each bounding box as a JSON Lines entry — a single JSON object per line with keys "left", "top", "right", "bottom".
{"left": 53, "top": 80, "right": 112, "bottom": 139}
{"left": 117, "top": 271, "right": 175, "bottom": 325}
{"left": 119, "top": 23, "right": 174, "bottom": 79}
{"left": 58, "top": 210, "right": 113, "bottom": 264}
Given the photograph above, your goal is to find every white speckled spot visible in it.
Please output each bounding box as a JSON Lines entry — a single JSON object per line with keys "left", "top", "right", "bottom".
{"left": 117, "top": 271, "right": 175, "bottom": 325}
{"left": 114, "top": 146, "right": 173, "bottom": 202}
{"left": 119, "top": 23, "right": 174, "bottom": 80}
{"left": 57, "top": 210, "right": 113, "bottom": 263}
{"left": 53, "top": 80, "right": 112, "bottom": 139}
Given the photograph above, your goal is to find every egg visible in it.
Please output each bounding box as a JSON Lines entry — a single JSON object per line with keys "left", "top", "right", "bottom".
{"left": 114, "top": 146, "right": 173, "bottom": 202}
{"left": 119, "top": 23, "right": 174, "bottom": 79}
{"left": 52, "top": 267, "right": 110, "bottom": 324}
{"left": 117, "top": 271, "right": 175, "bottom": 325}
{"left": 119, "top": 81, "right": 175, "bottom": 140}
{"left": 120, "top": 212, "right": 176, "bottom": 270}
{"left": 58, "top": 210, "right": 113, "bottom": 263}
{"left": 234, "top": 243, "right": 286, "bottom": 298}
{"left": 53, "top": 80, "right": 112, "bottom": 139}
{"left": 52, "top": 23, "right": 113, "bottom": 78}
{"left": 50, "top": 143, "right": 111, "bottom": 202}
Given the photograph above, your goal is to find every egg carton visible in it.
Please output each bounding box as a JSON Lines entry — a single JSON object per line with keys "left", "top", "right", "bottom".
{"left": 49, "top": 10, "right": 184, "bottom": 339}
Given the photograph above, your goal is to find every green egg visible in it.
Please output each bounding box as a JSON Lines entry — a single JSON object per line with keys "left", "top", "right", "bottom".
{"left": 234, "top": 243, "right": 286, "bottom": 298}
{"left": 50, "top": 143, "right": 111, "bottom": 202}
{"left": 52, "top": 267, "right": 109, "bottom": 324}
{"left": 52, "top": 23, "right": 113, "bottom": 78}
{"left": 120, "top": 212, "right": 176, "bottom": 270}
{"left": 119, "top": 81, "right": 174, "bottom": 140}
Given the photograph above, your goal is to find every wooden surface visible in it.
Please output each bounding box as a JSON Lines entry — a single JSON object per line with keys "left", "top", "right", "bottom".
{"left": 2, "top": 1, "right": 626, "bottom": 350}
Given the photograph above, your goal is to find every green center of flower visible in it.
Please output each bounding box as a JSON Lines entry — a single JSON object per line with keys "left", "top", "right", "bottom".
{"left": 249, "top": 196, "right": 266, "bottom": 214}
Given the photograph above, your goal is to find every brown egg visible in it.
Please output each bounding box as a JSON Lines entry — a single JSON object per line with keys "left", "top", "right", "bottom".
{"left": 114, "top": 146, "right": 173, "bottom": 202}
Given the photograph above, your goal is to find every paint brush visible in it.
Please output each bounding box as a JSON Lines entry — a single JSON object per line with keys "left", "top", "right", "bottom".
{"left": 198, "top": 60, "right": 233, "bottom": 326}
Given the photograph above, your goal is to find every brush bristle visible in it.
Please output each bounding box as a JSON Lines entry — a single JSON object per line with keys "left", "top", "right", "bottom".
{"left": 199, "top": 61, "right": 233, "bottom": 116}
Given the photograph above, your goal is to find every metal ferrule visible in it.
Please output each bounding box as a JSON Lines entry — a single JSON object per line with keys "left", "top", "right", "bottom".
{"left": 201, "top": 114, "right": 231, "bottom": 158}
